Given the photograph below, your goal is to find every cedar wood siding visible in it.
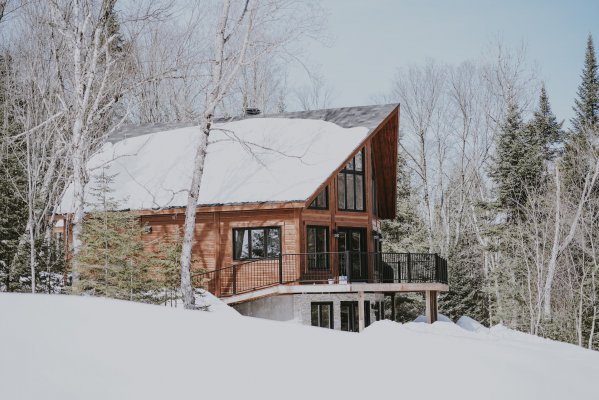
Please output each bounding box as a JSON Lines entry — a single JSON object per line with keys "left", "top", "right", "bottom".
{"left": 300, "top": 106, "right": 398, "bottom": 278}
{"left": 57, "top": 106, "right": 399, "bottom": 288}
{"left": 137, "top": 208, "right": 301, "bottom": 285}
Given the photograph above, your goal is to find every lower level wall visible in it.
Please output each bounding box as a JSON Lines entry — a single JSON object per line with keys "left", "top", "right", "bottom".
{"left": 232, "top": 295, "right": 295, "bottom": 322}
{"left": 232, "top": 292, "right": 385, "bottom": 330}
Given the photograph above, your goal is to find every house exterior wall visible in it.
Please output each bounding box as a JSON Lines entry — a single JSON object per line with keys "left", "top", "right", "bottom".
{"left": 233, "top": 295, "right": 296, "bottom": 322}
{"left": 57, "top": 108, "right": 400, "bottom": 296}
{"left": 232, "top": 292, "right": 384, "bottom": 330}
{"left": 139, "top": 207, "right": 301, "bottom": 278}
{"left": 129, "top": 110, "right": 398, "bottom": 280}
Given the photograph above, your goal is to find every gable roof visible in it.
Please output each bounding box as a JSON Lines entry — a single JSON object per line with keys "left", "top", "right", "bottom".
{"left": 58, "top": 104, "right": 398, "bottom": 213}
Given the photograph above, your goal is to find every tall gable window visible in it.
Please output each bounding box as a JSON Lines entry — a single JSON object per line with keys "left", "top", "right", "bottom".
{"left": 233, "top": 227, "right": 281, "bottom": 260}
{"left": 337, "top": 149, "right": 365, "bottom": 211}
{"left": 308, "top": 187, "right": 328, "bottom": 209}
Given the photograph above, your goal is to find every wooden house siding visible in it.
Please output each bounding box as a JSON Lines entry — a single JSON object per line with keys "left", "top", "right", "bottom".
{"left": 58, "top": 106, "right": 400, "bottom": 291}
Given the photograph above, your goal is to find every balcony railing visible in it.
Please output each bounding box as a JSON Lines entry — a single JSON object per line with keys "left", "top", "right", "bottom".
{"left": 192, "top": 252, "right": 448, "bottom": 298}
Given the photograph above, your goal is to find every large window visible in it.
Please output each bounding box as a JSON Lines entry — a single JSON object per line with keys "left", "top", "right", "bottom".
{"left": 233, "top": 227, "right": 281, "bottom": 260}
{"left": 311, "top": 302, "right": 334, "bottom": 329}
{"left": 308, "top": 187, "right": 328, "bottom": 209}
{"left": 307, "top": 226, "right": 329, "bottom": 270}
{"left": 337, "top": 149, "right": 365, "bottom": 211}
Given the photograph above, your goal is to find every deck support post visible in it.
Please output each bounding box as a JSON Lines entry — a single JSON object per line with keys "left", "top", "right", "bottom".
{"left": 358, "top": 290, "right": 365, "bottom": 332}
{"left": 425, "top": 290, "right": 438, "bottom": 324}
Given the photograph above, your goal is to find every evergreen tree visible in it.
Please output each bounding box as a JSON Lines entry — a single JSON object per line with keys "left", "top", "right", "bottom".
{"left": 73, "top": 170, "right": 198, "bottom": 304}
{"left": 440, "top": 233, "right": 490, "bottom": 325}
{"left": 0, "top": 54, "right": 28, "bottom": 292}
{"left": 490, "top": 99, "right": 551, "bottom": 217}
{"left": 529, "top": 85, "right": 564, "bottom": 163}
{"left": 563, "top": 35, "right": 599, "bottom": 190}
{"left": 491, "top": 102, "right": 528, "bottom": 213}
{"left": 0, "top": 139, "right": 27, "bottom": 291}
{"left": 381, "top": 150, "right": 428, "bottom": 253}
{"left": 571, "top": 35, "right": 599, "bottom": 135}
{"left": 73, "top": 170, "right": 157, "bottom": 301}
{"left": 149, "top": 229, "right": 185, "bottom": 306}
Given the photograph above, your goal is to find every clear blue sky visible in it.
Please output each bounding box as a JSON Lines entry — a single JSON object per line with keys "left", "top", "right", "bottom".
{"left": 296, "top": 0, "right": 599, "bottom": 125}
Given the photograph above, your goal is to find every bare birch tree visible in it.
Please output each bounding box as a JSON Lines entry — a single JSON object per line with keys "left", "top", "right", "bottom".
{"left": 0, "top": 3, "right": 70, "bottom": 292}
{"left": 177, "top": 0, "right": 323, "bottom": 309}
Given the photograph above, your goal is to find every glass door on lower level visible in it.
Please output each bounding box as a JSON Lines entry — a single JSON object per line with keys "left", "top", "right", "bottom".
{"left": 340, "top": 301, "right": 371, "bottom": 332}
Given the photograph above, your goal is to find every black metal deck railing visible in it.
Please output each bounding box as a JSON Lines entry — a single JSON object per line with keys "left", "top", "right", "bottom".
{"left": 192, "top": 252, "right": 448, "bottom": 298}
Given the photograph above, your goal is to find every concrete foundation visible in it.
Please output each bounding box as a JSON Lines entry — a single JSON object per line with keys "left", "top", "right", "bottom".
{"left": 233, "top": 292, "right": 385, "bottom": 330}
{"left": 232, "top": 295, "right": 295, "bottom": 321}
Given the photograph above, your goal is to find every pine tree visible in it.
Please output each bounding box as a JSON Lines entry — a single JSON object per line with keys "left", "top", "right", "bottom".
{"left": 0, "top": 54, "right": 28, "bottom": 292}
{"left": 563, "top": 35, "right": 599, "bottom": 190}
{"left": 440, "top": 233, "right": 490, "bottom": 325}
{"left": 491, "top": 102, "right": 527, "bottom": 212}
{"left": 0, "top": 141, "right": 27, "bottom": 291}
{"left": 530, "top": 85, "right": 564, "bottom": 163}
{"left": 571, "top": 35, "right": 599, "bottom": 135}
{"left": 73, "top": 170, "right": 156, "bottom": 301}
{"left": 149, "top": 229, "right": 184, "bottom": 306}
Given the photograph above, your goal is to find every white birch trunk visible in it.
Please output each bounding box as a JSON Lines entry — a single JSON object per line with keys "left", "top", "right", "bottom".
{"left": 179, "top": 0, "right": 255, "bottom": 309}
{"left": 179, "top": 127, "right": 209, "bottom": 308}
{"left": 543, "top": 158, "right": 599, "bottom": 318}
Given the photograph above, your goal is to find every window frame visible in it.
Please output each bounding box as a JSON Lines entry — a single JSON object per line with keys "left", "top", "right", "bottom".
{"left": 232, "top": 226, "right": 281, "bottom": 261}
{"left": 340, "top": 300, "right": 371, "bottom": 332}
{"left": 311, "top": 302, "right": 334, "bottom": 329}
{"left": 306, "top": 225, "right": 330, "bottom": 270}
{"left": 337, "top": 148, "right": 366, "bottom": 212}
{"left": 308, "top": 187, "right": 329, "bottom": 210}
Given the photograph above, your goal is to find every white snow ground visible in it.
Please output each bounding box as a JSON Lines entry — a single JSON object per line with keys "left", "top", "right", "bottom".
{"left": 1, "top": 293, "right": 598, "bottom": 400}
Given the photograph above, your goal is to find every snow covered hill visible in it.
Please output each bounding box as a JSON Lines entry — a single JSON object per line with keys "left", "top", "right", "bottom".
{"left": 1, "top": 294, "right": 598, "bottom": 400}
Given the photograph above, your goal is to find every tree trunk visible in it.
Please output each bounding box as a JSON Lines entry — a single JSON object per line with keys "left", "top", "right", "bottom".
{"left": 27, "top": 217, "right": 36, "bottom": 293}
{"left": 178, "top": 0, "right": 255, "bottom": 309}
{"left": 70, "top": 134, "right": 85, "bottom": 284}
{"left": 179, "top": 125, "right": 210, "bottom": 309}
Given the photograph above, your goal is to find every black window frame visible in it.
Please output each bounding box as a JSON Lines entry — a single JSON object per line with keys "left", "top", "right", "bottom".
{"left": 311, "top": 302, "right": 334, "bottom": 329}
{"left": 307, "top": 225, "right": 329, "bottom": 270}
{"left": 340, "top": 301, "right": 370, "bottom": 332}
{"left": 337, "top": 148, "right": 366, "bottom": 212}
{"left": 232, "top": 227, "right": 281, "bottom": 261}
{"left": 308, "top": 187, "right": 329, "bottom": 210}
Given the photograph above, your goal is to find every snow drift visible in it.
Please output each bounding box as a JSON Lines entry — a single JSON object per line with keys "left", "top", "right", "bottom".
{"left": 1, "top": 293, "right": 598, "bottom": 400}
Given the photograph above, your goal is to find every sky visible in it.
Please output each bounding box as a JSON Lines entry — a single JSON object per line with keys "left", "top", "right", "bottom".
{"left": 293, "top": 0, "right": 599, "bottom": 126}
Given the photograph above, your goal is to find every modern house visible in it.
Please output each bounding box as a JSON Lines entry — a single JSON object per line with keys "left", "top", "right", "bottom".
{"left": 57, "top": 104, "right": 448, "bottom": 331}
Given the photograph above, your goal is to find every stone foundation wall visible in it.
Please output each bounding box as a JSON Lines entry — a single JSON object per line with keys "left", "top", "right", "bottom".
{"left": 233, "top": 292, "right": 385, "bottom": 330}
{"left": 293, "top": 292, "right": 384, "bottom": 330}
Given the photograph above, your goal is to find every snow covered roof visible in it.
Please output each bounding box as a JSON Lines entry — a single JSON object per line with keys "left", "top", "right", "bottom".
{"left": 58, "top": 104, "right": 398, "bottom": 213}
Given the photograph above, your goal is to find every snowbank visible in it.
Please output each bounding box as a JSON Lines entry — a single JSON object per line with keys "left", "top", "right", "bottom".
{"left": 197, "top": 289, "right": 239, "bottom": 316}
{"left": 414, "top": 313, "right": 453, "bottom": 323}
{"left": 1, "top": 293, "right": 599, "bottom": 400}
{"left": 457, "top": 315, "right": 489, "bottom": 333}
{"left": 58, "top": 118, "right": 369, "bottom": 212}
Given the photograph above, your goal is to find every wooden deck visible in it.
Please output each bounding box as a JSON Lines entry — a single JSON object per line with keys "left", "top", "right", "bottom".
{"left": 220, "top": 281, "right": 449, "bottom": 305}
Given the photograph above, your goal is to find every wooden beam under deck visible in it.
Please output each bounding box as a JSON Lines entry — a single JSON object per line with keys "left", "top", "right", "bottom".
{"left": 221, "top": 282, "right": 449, "bottom": 305}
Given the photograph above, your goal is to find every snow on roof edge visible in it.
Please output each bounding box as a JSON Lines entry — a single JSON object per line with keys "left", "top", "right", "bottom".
{"left": 58, "top": 106, "right": 398, "bottom": 214}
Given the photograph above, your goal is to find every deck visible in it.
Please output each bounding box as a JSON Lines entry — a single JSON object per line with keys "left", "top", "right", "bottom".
{"left": 193, "top": 252, "right": 449, "bottom": 300}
